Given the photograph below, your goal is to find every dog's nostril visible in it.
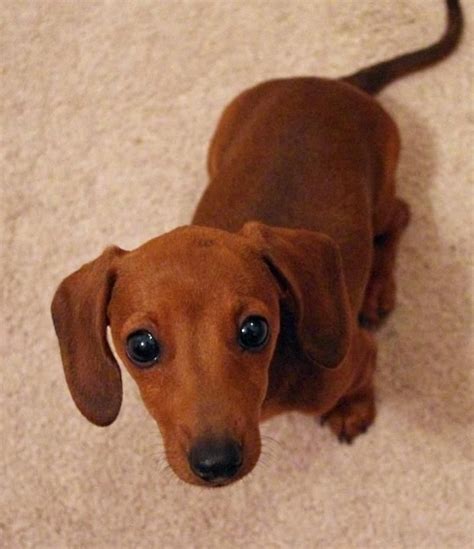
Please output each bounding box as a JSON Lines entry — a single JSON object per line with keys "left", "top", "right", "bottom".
{"left": 189, "top": 438, "right": 243, "bottom": 482}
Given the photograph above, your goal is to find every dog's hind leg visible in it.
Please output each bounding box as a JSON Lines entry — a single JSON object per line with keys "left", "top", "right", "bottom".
{"left": 359, "top": 197, "right": 410, "bottom": 328}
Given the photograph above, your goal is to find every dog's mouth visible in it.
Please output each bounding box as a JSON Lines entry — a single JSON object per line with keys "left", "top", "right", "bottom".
{"left": 191, "top": 470, "right": 243, "bottom": 488}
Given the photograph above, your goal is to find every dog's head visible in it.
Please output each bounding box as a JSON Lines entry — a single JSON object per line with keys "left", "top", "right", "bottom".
{"left": 51, "top": 222, "right": 351, "bottom": 486}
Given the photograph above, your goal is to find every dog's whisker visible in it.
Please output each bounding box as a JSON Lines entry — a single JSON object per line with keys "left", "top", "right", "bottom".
{"left": 257, "top": 458, "right": 271, "bottom": 471}
{"left": 259, "top": 452, "right": 279, "bottom": 467}
{"left": 261, "top": 434, "right": 286, "bottom": 451}
{"left": 159, "top": 464, "right": 183, "bottom": 489}
{"left": 260, "top": 437, "right": 284, "bottom": 463}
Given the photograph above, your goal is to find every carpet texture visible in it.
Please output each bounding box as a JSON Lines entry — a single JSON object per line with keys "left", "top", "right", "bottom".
{"left": 1, "top": 1, "right": 472, "bottom": 547}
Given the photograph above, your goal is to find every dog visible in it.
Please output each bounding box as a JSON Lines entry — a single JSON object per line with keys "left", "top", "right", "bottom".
{"left": 52, "top": 0, "right": 463, "bottom": 487}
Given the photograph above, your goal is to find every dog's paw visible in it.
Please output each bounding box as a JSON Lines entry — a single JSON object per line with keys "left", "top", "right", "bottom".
{"left": 359, "top": 275, "right": 396, "bottom": 329}
{"left": 320, "top": 392, "right": 376, "bottom": 444}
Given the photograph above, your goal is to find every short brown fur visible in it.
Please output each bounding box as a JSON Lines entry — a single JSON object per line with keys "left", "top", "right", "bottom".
{"left": 51, "top": 1, "right": 462, "bottom": 486}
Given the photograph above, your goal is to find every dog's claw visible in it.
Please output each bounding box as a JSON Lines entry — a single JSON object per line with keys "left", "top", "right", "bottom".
{"left": 338, "top": 432, "right": 354, "bottom": 444}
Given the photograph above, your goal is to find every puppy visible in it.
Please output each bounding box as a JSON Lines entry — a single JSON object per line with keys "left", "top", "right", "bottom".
{"left": 52, "top": 1, "right": 463, "bottom": 487}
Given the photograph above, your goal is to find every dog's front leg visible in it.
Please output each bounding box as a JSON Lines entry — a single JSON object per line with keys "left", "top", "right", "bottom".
{"left": 321, "top": 328, "right": 377, "bottom": 443}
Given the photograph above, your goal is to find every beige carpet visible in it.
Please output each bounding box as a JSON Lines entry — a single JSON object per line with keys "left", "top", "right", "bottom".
{"left": 1, "top": 1, "right": 473, "bottom": 547}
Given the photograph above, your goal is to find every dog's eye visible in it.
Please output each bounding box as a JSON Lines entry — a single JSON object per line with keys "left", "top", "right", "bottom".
{"left": 238, "top": 316, "right": 269, "bottom": 350}
{"left": 126, "top": 330, "right": 160, "bottom": 367}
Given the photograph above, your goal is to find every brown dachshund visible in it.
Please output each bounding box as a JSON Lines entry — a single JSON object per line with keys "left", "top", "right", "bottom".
{"left": 52, "top": 1, "right": 463, "bottom": 487}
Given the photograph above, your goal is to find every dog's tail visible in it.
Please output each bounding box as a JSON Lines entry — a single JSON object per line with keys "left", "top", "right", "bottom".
{"left": 342, "top": 0, "right": 463, "bottom": 95}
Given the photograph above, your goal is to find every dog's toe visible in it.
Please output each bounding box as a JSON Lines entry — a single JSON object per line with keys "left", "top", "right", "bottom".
{"left": 320, "top": 392, "right": 375, "bottom": 443}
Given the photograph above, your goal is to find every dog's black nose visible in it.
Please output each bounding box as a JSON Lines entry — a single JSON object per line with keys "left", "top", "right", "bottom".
{"left": 189, "top": 438, "right": 243, "bottom": 483}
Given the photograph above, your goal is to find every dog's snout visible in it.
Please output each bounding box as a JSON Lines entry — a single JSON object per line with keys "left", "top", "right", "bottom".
{"left": 189, "top": 438, "right": 243, "bottom": 483}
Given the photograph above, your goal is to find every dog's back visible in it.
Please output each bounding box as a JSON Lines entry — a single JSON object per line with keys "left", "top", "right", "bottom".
{"left": 193, "top": 0, "right": 463, "bottom": 310}
{"left": 194, "top": 77, "right": 396, "bottom": 308}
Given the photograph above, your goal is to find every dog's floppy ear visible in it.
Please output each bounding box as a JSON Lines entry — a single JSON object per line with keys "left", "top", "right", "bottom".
{"left": 51, "top": 245, "right": 127, "bottom": 426}
{"left": 241, "top": 222, "right": 352, "bottom": 369}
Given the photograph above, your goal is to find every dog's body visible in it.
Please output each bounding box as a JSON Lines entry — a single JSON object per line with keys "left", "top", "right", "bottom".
{"left": 52, "top": 1, "right": 463, "bottom": 487}
{"left": 194, "top": 76, "right": 395, "bottom": 424}
{"left": 197, "top": 77, "right": 390, "bottom": 310}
